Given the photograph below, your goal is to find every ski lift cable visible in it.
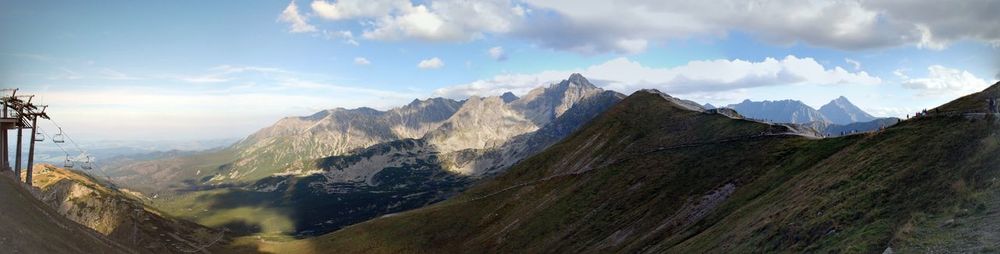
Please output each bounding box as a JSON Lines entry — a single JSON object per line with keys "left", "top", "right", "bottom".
{"left": 43, "top": 119, "right": 118, "bottom": 187}
{"left": 38, "top": 130, "right": 70, "bottom": 155}
{"left": 45, "top": 119, "right": 87, "bottom": 156}
{"left": 39, "top": 130, "right": 77, "bottom": 169}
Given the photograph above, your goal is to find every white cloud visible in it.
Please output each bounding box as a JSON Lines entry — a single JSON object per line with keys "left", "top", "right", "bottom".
{"left": 433, "top": 55, "right": 880, "bottom": 98}
{"left": 519, "top": 0, "right": 1000, "bottom": 53}
{"left": 901, "top": 65, "right": 990, "bottom": 96}
{"left": 865, "top": 106, "right": 919, "bottom": 119}
{"left": 323, "top": 30, "right": 359, "bottom": 46}
{"left": 311, "top": 0, "right": 524, "bottom": 42}
{"left": 845, "top": 58, "right": 861, "bottom": 70}
{"left": 417, "top": 57, "right": 444, "bottom": 69}
{"left": 295, "top": 0, "right": 999, "bottom": 54}
{"left": 487, "top": 46, "right": 507, "bottom": 61}
{"left": 277, "top": 1, "right": 317, "bottom": 33}
{"left": 311, "top": 0, "right": 407, "bottom": 20}
{"left": 354, "top": 57, "right": 371, "bottom": 65}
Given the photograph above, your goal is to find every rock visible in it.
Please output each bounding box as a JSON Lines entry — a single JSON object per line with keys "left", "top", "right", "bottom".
{"left": 943, "top": 218, "right": 956, "bottom": 227}
{"left": 882, "top": 246, "right": 893, "bottom": 254}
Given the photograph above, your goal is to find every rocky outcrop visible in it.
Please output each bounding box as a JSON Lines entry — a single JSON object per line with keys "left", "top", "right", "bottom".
{"left": 29, "top": 164, "right": 227, "bottom": 253}
{"left": 224, "top": 97, "right": 464, "bottom": 181}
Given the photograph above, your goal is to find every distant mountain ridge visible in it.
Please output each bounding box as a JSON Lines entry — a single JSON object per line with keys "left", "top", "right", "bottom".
{"left": 726, "top": 96, "right": 893, "bottom": 136}
{"left": 728, "top": 96, "right": 879, "bottom": 124}
{"left": 727, "top": 99, "right": 829, "bottom": 124}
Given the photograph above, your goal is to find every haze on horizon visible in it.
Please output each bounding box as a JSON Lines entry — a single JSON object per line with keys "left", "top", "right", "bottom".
{"left": 1, "top": 0, "right": 998, "bottom": 141}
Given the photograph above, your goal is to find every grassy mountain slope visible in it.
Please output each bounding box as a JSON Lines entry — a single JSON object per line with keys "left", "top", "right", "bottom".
{"left": 0, "top": 172, "right": 132, "bottom": 254}
{"left": 254, "top": 83, "right": 999, "bottom": 253}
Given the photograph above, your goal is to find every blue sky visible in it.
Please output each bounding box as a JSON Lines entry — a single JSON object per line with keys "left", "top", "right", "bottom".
{"left": 1, "top": 0, "right": 998, "bottom": 141}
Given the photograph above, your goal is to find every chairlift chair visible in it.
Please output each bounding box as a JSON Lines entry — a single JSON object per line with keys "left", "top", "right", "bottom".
{"left": 80, "top": 157, "right": 93, "bottom": 170}
{"left": 52, "top": 128, "right": 66, "bottom": 143}
{"left": 34, "top": 132, "right": 44, "bottom": 142}
{"left": 63, "top": 157, "right": 74, "bottom": 169}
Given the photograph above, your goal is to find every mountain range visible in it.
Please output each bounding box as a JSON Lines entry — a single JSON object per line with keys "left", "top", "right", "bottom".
{"left": 101, "top": 74, "right": 897, "bottom": 237}
{"left": 105, "top": 74, "right": 624, "bottom": 237}
{"left": 256, "top": 81, "right": 1000, "bottom": 253}
{"left": 4, "top": 75, "right": 999, "bottom": 253}
{"left": 727, "top": 96, "right": 896, "bottom": 136}
{"left": 728, "top": 96, "right": 877, "bottom": 125}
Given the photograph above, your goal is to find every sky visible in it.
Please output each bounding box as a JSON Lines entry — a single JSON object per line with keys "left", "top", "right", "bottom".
{"left": 1, "top": 0, "right": 998, "bottom": 142}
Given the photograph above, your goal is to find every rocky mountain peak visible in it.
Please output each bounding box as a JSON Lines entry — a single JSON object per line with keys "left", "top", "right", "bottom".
{"left": 512, "top": 74, "right": 605, "bottom": 125}
{"left": 565, "top": 73, "right": 598, "bottom": 89}
{"left": 501, "top": 92, "right": 519, "bottom": 103}
{"left": 818, "top": 96, "right": 875, "bottom": 125}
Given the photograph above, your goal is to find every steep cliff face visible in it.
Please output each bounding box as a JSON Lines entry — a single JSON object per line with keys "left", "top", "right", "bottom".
{"left": 0, "top": 171, "right": 132, "bottom": 254}
{"left": 226, "top": 98, "right": 465, "bottom": 181}
{"left": 424, "top": 96, "right": 537, "bottom": 153}
{"left": 29, "top": 164, "right": 231, "bottom": 253}
{"left": 424, "top": 74, "right": 606, "bottom": 155}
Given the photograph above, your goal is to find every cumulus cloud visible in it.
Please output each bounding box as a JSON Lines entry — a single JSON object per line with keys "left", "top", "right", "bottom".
{"left": 295, "top": 0, "right": 998, "bottom": 54}
{"left": 434, "top": 55, "right": 880, "bottom": 98}
{"left": 417, "top": 57, "right": 444, "bottom": 69}
{"left": 901, "top": 65, "right": 990, "bottom": 96}
{"left": 865, "top": 0, "right": 1000, "bottom": 49}
{"left": 277, "top": 1, "right": 317, "bottom": 33}
{"left": 311, "top": 0, "right": 406, "bottom": 20}
{"left": 354, "top": 57, "right": 371, "bottom": 65}
{"left": 487, "top": 46, "right": 507, "bottom": 61}
{"left": 310, "top": 0, "right": 524, "bottom": 41}
{"left": 520, "top": 0, "right": 1000, "bottom": 53}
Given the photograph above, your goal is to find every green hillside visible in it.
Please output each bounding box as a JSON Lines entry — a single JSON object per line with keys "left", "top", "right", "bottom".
{"left": 249, "top": 83, "right": 1000, "bottom": 253}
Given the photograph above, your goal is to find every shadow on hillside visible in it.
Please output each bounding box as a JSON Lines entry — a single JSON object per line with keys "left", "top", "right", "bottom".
{"left": 183, "top": 139, "right": 473, "bottom": 250}
{"left": 217, "top": 220, "right": 263, "bottom": 236}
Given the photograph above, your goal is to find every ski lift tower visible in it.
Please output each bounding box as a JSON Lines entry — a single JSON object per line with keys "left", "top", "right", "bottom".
{"left": 1, "top": 88, "right": 49, "bottom": 185}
